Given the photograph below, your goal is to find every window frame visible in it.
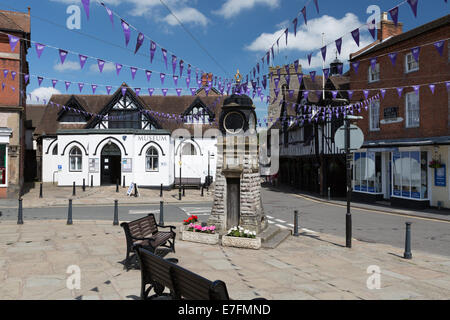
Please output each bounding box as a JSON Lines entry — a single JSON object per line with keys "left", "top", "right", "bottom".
{"left": 69, "top": 147, "right": 83, "bottom": 172}
{"left": 145, "top": 146, "right": 159, "bottom": 172}
{"left": 0, "top": 144, "right": 7, "bottom": 186}
{"left": 405, "top": 52, "right": 419, "bottom": 73}
{"left": 405, "top": 91, "right": 420, "bottom": 128}
{"left": 369, "top": 100, "right": 380, "bottom": 131}
{"left": 368, "top": 63, "right": 380, "bottom": 83}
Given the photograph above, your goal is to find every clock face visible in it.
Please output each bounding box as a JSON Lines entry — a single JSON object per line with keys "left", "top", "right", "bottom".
{"left": 224, "top": 111, "right": 245, "bottom": 134}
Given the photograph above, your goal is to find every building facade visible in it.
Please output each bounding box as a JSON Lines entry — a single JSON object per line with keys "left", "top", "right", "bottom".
{"left": 0, "top": 9, "right": 30, "bottom": 198}
{"left": 350, "top": 14, "right": 450, "bottom": 208}
{"left": 35, "top": 84, "right": 222, "bottom": 188}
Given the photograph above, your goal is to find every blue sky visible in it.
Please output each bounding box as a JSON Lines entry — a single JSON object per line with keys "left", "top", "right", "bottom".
{"left": 1, "top": 0, "right": 448, "bottom": 122}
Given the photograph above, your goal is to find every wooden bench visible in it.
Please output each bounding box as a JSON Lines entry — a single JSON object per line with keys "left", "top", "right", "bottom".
{"left": 120, "top": 214, "right": 176, "bottom": 270}
{"left": 174, "top": 177, "right": 202, "bottom": 189}
{"left": 134, "top": 246, "right": 232, "bottom": 300}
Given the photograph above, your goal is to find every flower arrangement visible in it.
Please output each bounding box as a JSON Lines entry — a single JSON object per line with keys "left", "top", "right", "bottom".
{"left": 187, "top": 223, "right": 216, "bottom": 234}
{"left": 227, "top": 226, "right": 257, "bottom": 239}
{"left": 183, "top": 215, "right": 198, "bottom": 225}
{"left": 429, "top": 160, "right": 443, "bottom": 169}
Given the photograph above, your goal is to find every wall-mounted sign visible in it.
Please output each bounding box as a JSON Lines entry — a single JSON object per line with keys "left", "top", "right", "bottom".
{"left": 58, "top": 165, "right": 62, "bottom": 171}
{"left": 89, "top": 158, "right": 99, "bottom": 173}
{"left": 384, "top": 107, "right": 399, "bottom": 120}
{"left": 435, "top": 164, "right": 446, "bottom": 187}
{"left": 122, "top": 158, "right": 132, "bottom": 172}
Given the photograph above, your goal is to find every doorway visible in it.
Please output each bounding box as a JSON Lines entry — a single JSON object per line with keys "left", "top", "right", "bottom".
{"left": 226, "top": 178, "right": 240, "bottom": 229}
{"left": 101, "top": 143, "right": 121, "bottom": 185}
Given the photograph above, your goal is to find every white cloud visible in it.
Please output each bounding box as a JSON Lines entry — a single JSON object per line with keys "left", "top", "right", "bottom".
{"left": 89, "top": 61, "right": 116, "bottom": 73}
{"left": 54, "top": 60, "right": 81, "bottom": 72}
{"left": 245, "top": 13, "right": 372, "bottom": 69}
{"left": 213, "top": 0, "right": 280, "bottom": 19}
{"left": 27, "top": 87, "right": 61, "bottom": 104}
{"left": 163, "top": 7, "right": 209, "bottom": 27}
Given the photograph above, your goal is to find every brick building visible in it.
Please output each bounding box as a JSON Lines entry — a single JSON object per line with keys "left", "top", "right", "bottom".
{"left": 349, "top": 13, "right": 450, "bottom": 208}
{"left": 0, "top": 9, "right": 30, "bottom": 198}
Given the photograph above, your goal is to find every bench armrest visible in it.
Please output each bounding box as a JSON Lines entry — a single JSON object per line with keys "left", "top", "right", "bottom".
{"left": 157, "top": 225, "right": 176, "bottom": 232}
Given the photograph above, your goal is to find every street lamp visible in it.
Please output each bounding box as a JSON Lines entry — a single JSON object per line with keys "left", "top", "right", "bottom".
{"left": 344, "top": 115, "right": 363, "bottom": 248}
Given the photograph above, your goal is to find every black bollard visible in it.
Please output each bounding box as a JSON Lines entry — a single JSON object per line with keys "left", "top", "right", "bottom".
{"left": 113, "top": 200, "right": 119, "bottom": 226}
{"left": 183, "top": 186, "right": 185, "bottom": 197}
{"left": 116, "top": 179, "right": 119, "bottom": 193}
{"left": 39, "top": 183, "right": 43, "bottom": 198}
{"left": 178, "top": 187, "right": 182, "bottom": 201}
{"left": 91, "top": 175, "right": 93, "bottom": 188}
{"left": 201, "top": 185, "right": 204, "bottom": 197}
{"left": 159, "top": 201, "right": 164, "bottom": 226}
{"left": 122, "top": 176, "right": 125, "bottom": 188}
{"left": 17, "top": 198, "right": 23, "bottom": 225}
{"left": 72, "top": 181, "right": 76, "bottom": 196}
{"left": 134, "top": 183, "right": 138, "bottom": 198}
{"left": 67, "top": 199, "right": 73, "bottom": 225}
{"left": 293, "top": 210, "right": 299, "bottom": 237}
{"left": 83, "top": 179, "right": 86, "bottom": 192}
{"left": 403, "top": 222, "right": 412, "bottom": 259}
{"left": 160, "top": 184, "right": 163, "bottom": 197}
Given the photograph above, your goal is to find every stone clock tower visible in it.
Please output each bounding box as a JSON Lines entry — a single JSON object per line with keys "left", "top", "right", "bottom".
{"left": 208, "top": 71, "right": 267, "bottom": 233}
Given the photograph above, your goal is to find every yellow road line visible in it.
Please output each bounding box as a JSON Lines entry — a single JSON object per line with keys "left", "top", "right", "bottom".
{"left": 292, "top": 193, "right": 450, "bottom": 224}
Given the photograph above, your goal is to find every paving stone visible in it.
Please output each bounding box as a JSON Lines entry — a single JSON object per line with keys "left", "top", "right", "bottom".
{"left": 25, "top": 275, "right": 66, "bottom": 288}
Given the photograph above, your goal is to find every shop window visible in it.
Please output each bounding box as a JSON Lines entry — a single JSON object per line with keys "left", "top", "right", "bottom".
{"left": 392, "top": 151, "right": 428, "bottom": 199}
{"left": 146, "top": 147, "right": 159, "bottom": 172}
{"left": 353, "top": 152, "right": 382, "bottom": 193}
{"left": 69, "top": 147, "right": 82, "bottom": 172}
{"left": 0, "top": 144, "right": 6, "bottom": 185}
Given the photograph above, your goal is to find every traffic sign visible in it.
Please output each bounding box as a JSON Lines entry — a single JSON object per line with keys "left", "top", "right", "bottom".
{"left": 334, "top": 124, "right": 364, "bottom": 151}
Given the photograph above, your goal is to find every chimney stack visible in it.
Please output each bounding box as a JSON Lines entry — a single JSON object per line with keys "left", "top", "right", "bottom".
{"left": 377, "top": 11, "right": 403, "bottom": 41}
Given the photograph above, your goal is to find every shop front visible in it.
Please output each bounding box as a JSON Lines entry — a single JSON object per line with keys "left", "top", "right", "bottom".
{"left": 0, "top": 128, "right": 12, "bottom": 198}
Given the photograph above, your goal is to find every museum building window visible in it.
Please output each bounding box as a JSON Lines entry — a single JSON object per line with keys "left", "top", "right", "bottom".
{"left": 145, "top": 147, "right": 159, "bottom": 172}
{"left": 69, "top": 147, "right": 82, "bottom": 172}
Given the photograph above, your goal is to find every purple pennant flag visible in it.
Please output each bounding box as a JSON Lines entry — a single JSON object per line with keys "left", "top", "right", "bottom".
{"left": 161, "top": 48, "right": 168, "bottom": 69}
{"left": 81, "top": 0, "right": 90, "bottom": 20}
{"left": 135, "top": 33, "right": 144, "bottom": 54}
{"left": 429, "top": 84, "right": 436, "bottom": 94}
{"left": 7, "top": 34, "right": 19, "bottom": 52}
{"left": 150, "top": 41, "right": 156, "bottom": 63}
{"left": 307, "top": 53, "right": 312, "bottom": 66}
{"left": 446, "top": 82, "right": 450, "bottom": 92}
{"left": 65, "top": 81, "right": 71, "bottom": 91}
{"left": 11, "top": 71, "right": 16, "bottom": 80}
{"left": 321, "top": 46, "right": 327, "bottom": 62}
{"left": 257, "top": 87, "right": 262, "bottom": 96}
{"left": 78, "top": 83, "right": 84, "bottom": 92}
{"left": 59, "top": 49, "right": 68, "bottom": 65}
{"left": 274, "top": 88, "right": 280, "bottom": 98}
{"left": 145, "top": 70, "right": 152, "bottom": 82}
{"left": 434, "top": 40, "right": 445, "bottom": 56}
{"left": 106, "top": 86, "right": 112, "bottom": 95}
{"left": 97, "top": 59, "right": 105, "bottom": 73}
{"left": 413, "top": 85, "right": 420, "bottom": 95}
{"left": 274, "top": 78, "right": 280, "bottom": 89}
{"left": 323, "top": 68, "right": 330, "bottom": 80}
{"left": 293, "top": 18, "right": 298, "bottom": 37}
{"left": 370, "top": 58, "right": 377, "bottom": 71}
{"left": 205, "top": 86, "right": 211, "bottom": 96}
{"left": 301, "top": 6, "right": 307, "bottom": 25}
{"left": 315, "top": 91, "right": 322, "bottom": 99}
{"left": 161, "top": 89, "right": 168, "bottom": 97}
{"left": 187, "top": 64, "right": 191, "bottom": 77}
{"left": 297, "top": 73, "right": 303, "bottom": 85}
{"left": 310, "top": 71, "right": 316, "bottom": 83}
{"left": 91, "top": 84, "right": 97, "bottom": 94}
{"left": 284, "top": 64, "right": 290, "bottom": 76}
{"left": 179, "top": 60, "right": 184, "bottom": 77}
{"left": 363, "top": 90, "right": 369, "bottom": 100}
{"left": 37, "top": 76, "right": 43, "bottom": 87}
{"left": 121, "top": 20, "right": 131, "bottom": 47}
{"left": 262, "top": 75, "right": 267, "bottom": 89}
{"left": 160, "top": 73, "right": 165, "bottom": 85}
{"left": 257, "top": 62, "right": 260, "bottom": 74}
{"left": 102, "top": 3, "right": 114, "bottom": 28}
{"left": 148, "top": 88, "right": 154, "bottom": 96}
{"left": 271, "top": 46, "right": 275, "bottom": 60}
{"left": 285, "top": 28, "right": 289, "bottom": 46}
{"left": 347, "top": 90, "right": 354, "bottom": 100}
{"left": 190, "top": 88, "right": 197, "bottom": 96}
{"left": 121, "top": 87, "right": 127, "bottom": 96}
{"left": 288, "top": 90, "right": 294, "bottom": 99}
{"left": 304, "top": 91, "right": 309, "bottom": 101}
{"left": 407, "top": 0, "right": 418, "bottom": 17}
{"left": 176, "top": 88, "right": 182, "bottom": 97}
{"left": 52, "top": 79, "right": 58, "bottom": 88}
{"left": 3, "top": 70, "right": 8, "bottom": 78}
{"left": 368, "top": 19, "right": 376, "bottom": 40}
{"left": 277, "top": 68, "right": 281, "bottom": 79}
{"left": 313, "top": 0, "right": 320, "bottom": 13}
{"left": 380, "top": 89, "right": 386, "bottom": 99}
{"left": 173, "top": 76, "right": 178, "bottom": 86}
{"left": 24, "top": 74, "right": 29, "bottom": 84}
{"left": 79, "top": 54, "right": 88, "bottom": 69}
{"left": 285, "top": 75, "right": 290, "bottom": 86}
{"left": 411, "top": 47, "right": 420, "bottom": 62}
{"left": 35, "top": 43, "right": 45, "bottom": 58}
{"left": 388, "top": 52, "right": 398, "bottom": 66}
{"left": 171, "top": 55, "right": 177, "bottom": 74}
{"left": 186, "top": 77, "right": 190, "bottom": 88}
{"left": 351, "top": 28, "right": 360, "bottom": 47}
{"left": 337, "top": 64, "right": 343, "bottom": 75}
{"left": 135, "top": 88, "right": 141, "bottom": 96}
{"left": 115, "top": 63, "right": 123, "bottom": 76}
{"left": 130, "top": 67, "right": 137, "bottom": 80}
{"left": 351, "top": 61, "right": 360, "bottom": 74}
{"left": 389, "top": 7, "right": 399, "bottom": 27}
{"left": 294, "top": 60, "right": 299, "bottom": 74}
{"left": 396, "top": 87, "right": 404, "bottom": 98}
{"left": 335, "top": 38, "right": 342, "bottom": 55}
{"left": 266, "top": 51, "right": 270, "bottom": 65}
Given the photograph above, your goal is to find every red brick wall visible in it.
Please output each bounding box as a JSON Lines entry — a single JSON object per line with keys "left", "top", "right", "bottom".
{"left": 350, "top": 24, "right": 450, "bottom": 141}
{"left": 0, "top": 33, "right": 22, "bottom": 106}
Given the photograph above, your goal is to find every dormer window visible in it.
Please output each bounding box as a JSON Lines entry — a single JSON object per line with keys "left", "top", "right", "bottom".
{"left": 185, "top": 105, "right": 211, "bottom": 124}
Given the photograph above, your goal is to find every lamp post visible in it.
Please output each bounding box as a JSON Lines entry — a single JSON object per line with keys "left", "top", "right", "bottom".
{"left": 344, "top": 115, "right": 363, "bottom": 249}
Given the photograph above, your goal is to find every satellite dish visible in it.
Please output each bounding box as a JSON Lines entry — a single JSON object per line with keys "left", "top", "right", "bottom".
{"left": 334, "top": 124, "right": 364, "bottom": 151}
